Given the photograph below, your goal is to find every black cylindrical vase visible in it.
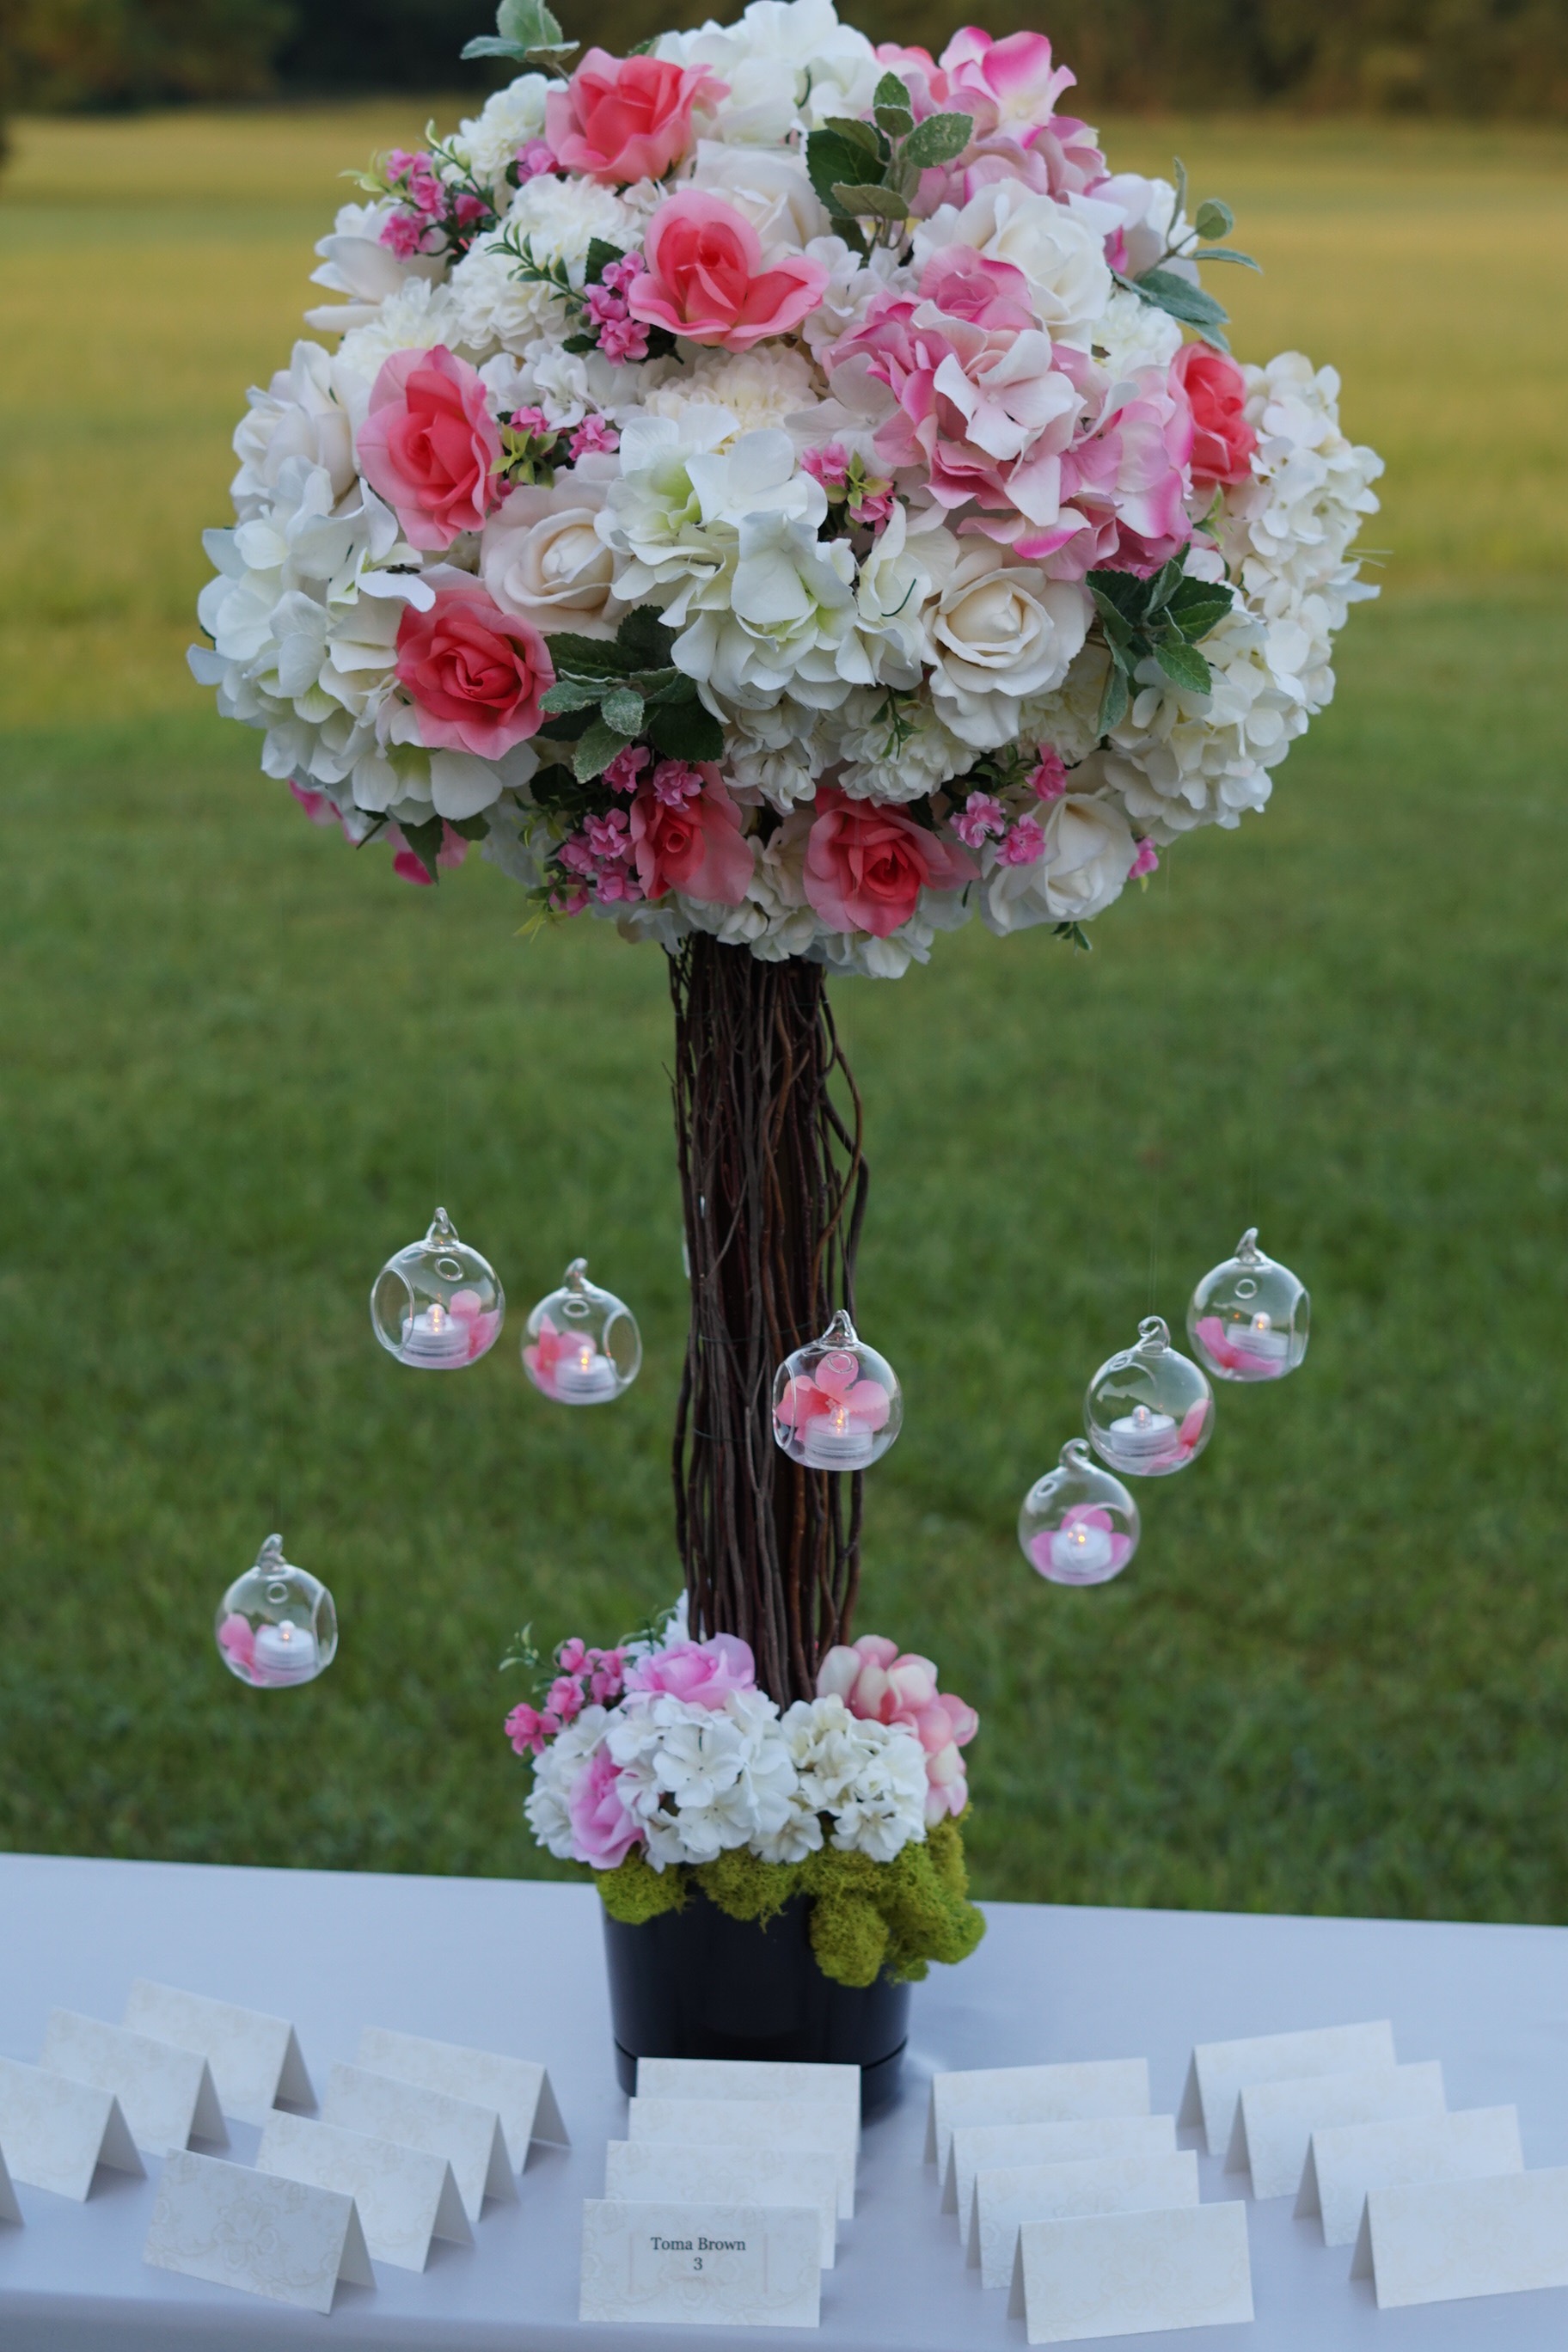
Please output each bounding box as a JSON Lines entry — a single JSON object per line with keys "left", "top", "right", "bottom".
{"left": 602, "top": 1887, "right": 910, "bottom": 2117}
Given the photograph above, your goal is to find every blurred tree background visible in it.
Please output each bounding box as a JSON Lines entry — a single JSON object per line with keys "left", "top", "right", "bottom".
{"left": 3, "top": 0, "right": 1568, "bottom": 115}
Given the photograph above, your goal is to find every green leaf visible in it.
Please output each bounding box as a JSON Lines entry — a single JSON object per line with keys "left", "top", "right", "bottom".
{"left": 1197, "top": 247, "right": 1261, "bottom": 272}
{"left": 444, "top": 814, "right": 492, "bottom": 841}
{"left": 820, "top": 114, "right": 885, "bottom": 156}
{"left": 1054, "top": 919, "right": 1093, "bottom": 953}
{"left": 616, "top": 606, "right": 678, "bottom": 666}
{"left": 1167, "top": 579, "right": 1234, "bottom": 641}
{"left": 544, "top": 632, "right": 639, "bottom": 674}
{"left": 398, "top": 817, "right": 444, "bottom": 880}
{"left": 648, "top": 698, "right": 724, "bottom": 762}
{"left": 1172, "top": 155, "right": 1189, "bottom": 222}
{"left": 875, "top": 101, "right": 915, "bottom": 138}
{"left": 528, "top": 761, "right": 580, "bottom": 811}
{"left": 806, "top": 128, "right": 877, "bottom": 212}
{"left": 573, "top": 719, "right": 628, "bottom": 782}
{"left": 1194, "top": 198, "right": 1234, "bottom": 241}
{"left": 497, "top": 0, "right": 564, "bottom": 47}
{"left": 873, "top": 70, "right": 912, "bottom": 112}
{"left": 1144, "top": 554, "right": 1187, "bottom": 614}
{"left": 1155, "top": 638, "right": 1214, "bottom": 695}
{"left": 538, "top": 677, "right": 603, "bottom": 716}
{"left": 902, "top": 110, "right": 974, "bottom": 168}
{"left": 460, "top": 35, "right": 531, "bottom": 58}
{"left": 584, "top": 237, "right": 627, "bottom": 282}
{"left": 831, "top": 182, "right": 908, "bottom": 223}
{"left": 600, "top": 684, "right": 646, "bottom": 736}
{"left": 1097, "top": 662, "right": 1130, "bottom": 735}
{"left": 1127, "top": 267, "right": 1231, "bottom": 349}
{"left": 1087, "top": 568, "right": 1153, "bottom": 622}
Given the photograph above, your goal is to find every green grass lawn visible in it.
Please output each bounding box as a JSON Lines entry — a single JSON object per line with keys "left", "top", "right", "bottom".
{"left": 1, "top": 105, "right": 1565, "bottom": 1919}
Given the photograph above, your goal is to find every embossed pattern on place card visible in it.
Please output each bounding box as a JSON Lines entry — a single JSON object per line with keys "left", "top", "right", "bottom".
{"left": 1298, "top": 2105, "right": 1522, "bottom": 2246}
{"left": 579, "top": 2199, "right": 822, "bottom": 2330}
{"left": 1179, "top": 2021, "right": 1395, "bottom": 2158}
{"left": 144, "top": 2149, "right": 373, "bottom": 2315}
{"left": 356, "top": 2026, "right": 566, "bottom": 2171}
{"left": 606, "top": 2138, "right": 839, "bottom": 2268}
{"left": 0, "top": 2139, "right": 21, "bottom": 2226}
{"left": 977, "top": 2151, "right": 1198, "bottom": 2291}
{"left": 1355, "top": 2165, "right": 1568, "bottom": 2309}
{"left": 125, "top": 1979, "right": 312, "bottom": 2128}
{"left": 928, "top": 2060, "right": 1150, "bottom": 2172}
{"left": 257, "top": 2110, "right": 473, "bottom": 2274}
{"left": 635, "top": 2059, "right": 860, "bottom": 2118}
{"left": 1231, "top": 2060, "right": 1445, "bottom": 2199}
{"left": 628, "top": 2096, "right": 857, "bottom": 2220}
{"left": 948, "top": 2114, "right": 1178, "bottom": 2226}
{"left": 40, "top": 2010, "right": 225, "bottom": 2159}
{"left": 1013, "top": 2201, "right": 1253, "bottom": 2344}
{"left": 322, "top": 2062, "right": 515, "bottom": 2226}
{"left": 0, "top": 2055, "right": 143, "bottom": 2202}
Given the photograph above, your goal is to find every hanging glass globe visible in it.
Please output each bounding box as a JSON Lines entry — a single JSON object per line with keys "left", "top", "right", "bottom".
{"left": 1085, "top": 1315, "right": 1214, "bottom": 1478}
{"left": 523, "top": 1258, "right": 641, "bottom": 1404}
{"left": 215, "top": 1534, "right": 337, "bottom": 1689}
{"left": 772, "top": 1309, "right": 902, "bottom": 1473}
{"left": 1019, "top": 1440, "right": 1141, "bottom": 1585}
{"left": 371, "top": 1207, "right": 504, "bottom": 1369}
{"left": 1188, "top": 1227, "right": 1309, "bottom": 1382}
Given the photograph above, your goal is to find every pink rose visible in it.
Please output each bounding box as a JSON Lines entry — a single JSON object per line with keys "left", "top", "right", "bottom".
{"left": 1172, "top": 343, "right": 1258, "bottom": 489}
{"left": 546, "top": 49, "right": 724, "bottom": 185}
{"left": 567, "top": 1743, "right": 643, "bottom": 1868}
{"left": 628, "top": 192, "right": 830, "bottom": 354}
{"left": 395, "top": 579, "right": 552, "bottom": 758}
{"left": 628, "top": 769, "right": 753, "bottom": 905}
{"left": 626, "top": 1634, "right": 756, "bottom": 1711}
{"left": 937, "top": 27, "right": 1075, "bottom": 137}
{"left": 356, "top": 346, "right": 503, "bottom": 551}
{"left": 803, "top": 787, "right": 976, "bottom": 940}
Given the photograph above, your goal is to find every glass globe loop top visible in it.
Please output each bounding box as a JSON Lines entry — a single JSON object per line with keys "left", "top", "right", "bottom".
{"left": 1020, "top": 1439, "right": 1140, "bottom": 1586}
{"left": 1187, "top": 1227, "right": 1309, "bottom": 1382}
{"left": 523, "top": 1258, "right": 641, "bottom": 1404}
{"left": 772, "top": 1309, "right": 902, "bottom": 1473}
{"left": 215, "top": 1533, "right": 337, "bottom": 1688}
{"left": 371, "top": 1206, "right": 504, "bottom": 1369}
{"left": 1085, "top": 1314, "right": 1214, "bottom": 1478}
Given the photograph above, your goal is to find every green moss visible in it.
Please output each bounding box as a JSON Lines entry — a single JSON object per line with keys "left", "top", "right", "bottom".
{"left": 591, "top": 1814, "right": 987, "bottom": 1988}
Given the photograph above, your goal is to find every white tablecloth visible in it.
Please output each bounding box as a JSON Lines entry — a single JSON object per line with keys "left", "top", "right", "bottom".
{"left": 1, "top": 1851, "right": 1565, "bottom": 2349}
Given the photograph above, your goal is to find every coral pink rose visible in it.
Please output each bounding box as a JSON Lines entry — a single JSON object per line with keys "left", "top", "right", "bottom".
{"left": 938, "top": 27, "right": 1075, "bottom": 136}
{"left": 546, "top": 49, "right": 724, "bottom": 185}
{"left": 628, "top": 769, "right": 753, "bottom": 904}
{"left": 567, "top": 1743, "right": 643, "bottom": 1868}
{"left": 395, "top": 579, "right": 552, "bottom": 758}
{"left": 1173, "top": 343, "right": 1258, "bottom": 488}
{"left": 628, "top": 192, "right": 830, "bottom": 354}
{"left": 803, "top": 787, "right": 976, "bottom": 939}
{"left": 356, "top": 346, "right": 503, "bottom": 551}
{"left": 626, "top": 1634, "right": 756, "bottom": 1711}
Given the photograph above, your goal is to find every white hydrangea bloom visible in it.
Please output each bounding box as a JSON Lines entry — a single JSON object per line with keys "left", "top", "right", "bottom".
{"left": 607, "top": 1689, "right": 799, "bottom": 1869}
{"left": 334, "top": 279, "right": 467, "bottom": 386}
{"left": 524, "top": 1706, "right": 612, "bottom": 1862}
{"left": 725, "top": 696, "right": 839, "bottom": 807}
{"left": 675, "top": 512, "right": 858, "bottom": 712}
{"left": 1107, "top": 606, "right": 1305, "bottom": 837}
{"left": 1018, "top": 640, "right": 1112, "bottom": 766}
{"left": 799, "top": 236, "right": 911, "bottom": 363}
{"left": 834, "top": 688, "right": 975, "bottom": 803}
{"left": 597, "top": 410, "right": 749, "bottom": 611}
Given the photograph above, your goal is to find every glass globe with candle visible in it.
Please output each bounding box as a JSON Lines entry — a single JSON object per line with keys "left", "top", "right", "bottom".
{"left": 1085, "top": 1315, "right": 1214, "bottom": 1478}
{"left": 371, "top": 1206, "right": 505, "bottom": 1369}
{"left": 772, "top": 1310, "right": 902, "bottom": 1473}
{"left": 523, "top": 1258, "right": 641, "bottom": 1404}
{"left": 215, "top": 1534, "right": 337, "bottom": 1689}
{"left": 1187, "top": 1228, "right": 1309, "bottom": 1382}
{"left": 1019, "top": 1440, "right": 1141, "bottom": 1585}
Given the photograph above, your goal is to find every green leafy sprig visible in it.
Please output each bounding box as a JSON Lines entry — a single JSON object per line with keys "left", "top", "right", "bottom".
{"left": 1114, "top": 157, "right": 1259, "bottom": 352}
{"left": 805, "top": 77, "right": 973, "bottom": 251}
{"left": 462, "top": 0, "right": 578, "bottom": 76}
{"left": 537, "top": 606, "right": 724, "bottom": 782}
{"left": 1089, "top": 556, "right": 1236, "bottom": 733}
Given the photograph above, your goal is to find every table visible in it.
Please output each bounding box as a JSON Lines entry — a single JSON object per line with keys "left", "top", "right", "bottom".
{"left": 1, "top": 1851, "right": 1565, "bottom": 2349}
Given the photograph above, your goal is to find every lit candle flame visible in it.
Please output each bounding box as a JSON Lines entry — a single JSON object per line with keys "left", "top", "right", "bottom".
{"left": 429, "top": 1302, "right": 447, "bottom": 1331}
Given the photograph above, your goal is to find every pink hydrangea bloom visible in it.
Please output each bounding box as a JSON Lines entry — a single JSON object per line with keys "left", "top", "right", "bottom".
{"left": 626, "top": 1634, "right": 756, "bottom": 1710}
{"left": 567, "top": 1743, "right": 644, "bottom": 1867}
{"left": 937, "top": 27, "right": 1075, "bottom": 138}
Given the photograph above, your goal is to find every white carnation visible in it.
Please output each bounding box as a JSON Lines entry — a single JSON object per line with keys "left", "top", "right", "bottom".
{"left": 455, "top": 75, "right": 548, "bottom": 199}
{"left": 644, "top": 346, "right": 824, "bottom": 442}
{"left": 835, "top": 687, "right": 975, "bottom": 803}
{"left": 334, "top": 279, "right": 467, "bottom": 386}
{"left": 451, "top": 176, "right": 641, "bottom": 354}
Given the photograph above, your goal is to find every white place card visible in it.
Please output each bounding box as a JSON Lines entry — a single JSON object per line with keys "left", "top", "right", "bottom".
{"left": 1228, "top": 2060, "right": 1444, "bottom": 2199}
{"left": 0, "top": 2140, "right": 21, "bottom": 2225}
{"left": 977, "top": 2151, "right": 1198, "bottom": 2291}
{"left": 144, "top": 2149, "right": 372, "bottom": 2314}
{"left": 1298, "top": 2104, "right": 1522, "bottom": 2245}
{"left": 125, "top": 1979, "right": 314, "bottom": 2127}
{"left": 637, "top": 2057, "right": 860, "bottom": 2120}
{"left": 257, "top": 2110, "right": 473, "bottom": 2273}
{"left": 356, "top": 2026, "right": 567, "bottom": 2171}
{"left": 1179, "top": 2019, "right": 1395, "bottom": 2156}
{"left": 928, "top": 2060, "right": 1150, "bottom": 2171}
{"left": 606, "top": 2137, "right": 839, "bottom": 2268}
{"left": 580, "top": 2199, "right": 821, "bottom": 2330}
{"left": 40, "top": 2010, "right": 225, "bottom": 2159}
{"left": 0, "top": 2055, "right": 143, "bottom": 2201}
{"left": 628, "top": 2095, "right": 856, "bottom": 2220}
{"left": 1010, "top": 2202, "right": 1253, "bottom": 2343}
{"left": 1351, "top": 2165, "right": 1568, "bottom": 2309}
{"left": 322, "top": 2062, "right": 514, "bottom": 2226}
{"left": 947, "top": 2113, "right": 1177, "bottom": 2226}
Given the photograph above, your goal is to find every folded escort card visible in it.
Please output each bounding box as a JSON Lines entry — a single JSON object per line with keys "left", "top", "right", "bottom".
{"left": 0, "top": 2055, "right": 143, "bottom": 2201}
{"left": 1010, "top": 2202, "right": 1253, "bottom": 2344}
{"left": 947, "top": 2113, "right": 1178, "bottom": 2226}
{"left": 257, "top": 2110, "right": 473, "bottom": 2273}
{"left": 144, "top": 2149, "right": 373, "bottom": 2315}
{"left": 0, "top": 2140, "right": 21, "bottom": 2226}
{"left": 976, "top": 2150, "right": 1198, "bottom": 2292}
{"left": 580, "top": 2199, "right": 822, "bottom": 2330}
{"left": 1179, "top": 2020, "right": 1395, "bottom": 2157}
{"left": 636, "top": 2057, "right": 860, "bottom": 2120}
{"left": 605, "top": 2138, "right": 839, "bottom": 2268}
{"left": 125, "top": 1980, "right": 314, "bottom": 2127}
{"left": 322, "top": 2062, "right": 514, "bottom": 2226}
{"left": 1351, "top": 2165, "right": 1568, "bottom": 2310}
{"left": 1227, "top": 2060, "right": 1445, "bottom": 2199}
{"left": 40, "top": 2010, "right": 225, "bottom": 2159}
{"left": 356, "top": 2026, "right": 567, "bottom": 2171}
{"left": 628, "top": 2095, "right": 856, "bottom": 2219}
{"left": 928, "top": 2060, "right": 1151, "bottom": 2172}
{"left": 1298, "top": 2104, "right": 1522, "bottom": 2245}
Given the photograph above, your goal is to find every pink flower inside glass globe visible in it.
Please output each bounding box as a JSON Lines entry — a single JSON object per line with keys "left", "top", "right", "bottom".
{"left": 1188, "top": 1228, "right": 1310, "bottom": 1382}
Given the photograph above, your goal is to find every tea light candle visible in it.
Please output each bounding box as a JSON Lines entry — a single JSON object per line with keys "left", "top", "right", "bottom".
{"left": 1049, "top": 1520, "right": 1115, "bottom": 1577}
{"left": 1228, "top": 1310, "right": 1290, "bottom": 1363}
{"left": 253, "top": 1620, "right": 318, "bottom": 1685}
{"left": 554, "top": 1338, "right": 619, "bottom": 1400}
{"left": 801, "top": 1405, "right": 875, "bottom": 1470}
{"left": 401, "top": 1300, "right": 469, "bottom": 1364}
{"left": 1106, "top": 1404, "right": 1176, "bottom": 1465}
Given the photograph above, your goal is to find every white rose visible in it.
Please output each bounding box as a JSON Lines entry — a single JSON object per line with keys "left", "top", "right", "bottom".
{"left": 232, "top": 341, "right": 358, "bottom": 515}
{"left": 982, "top": 783, "right": 1135, "bottom": 934}
{"left": 481, "top": 480, "right": 624, "bottom": 638}
{"left": 915, "top": 187, "right": 1112, "bottom": 348}
{"left": 689, "top": 139, "right": 830, "bottom": 253}
{"left": 927, "top": 546, "right": 1091, "bottom": 750}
